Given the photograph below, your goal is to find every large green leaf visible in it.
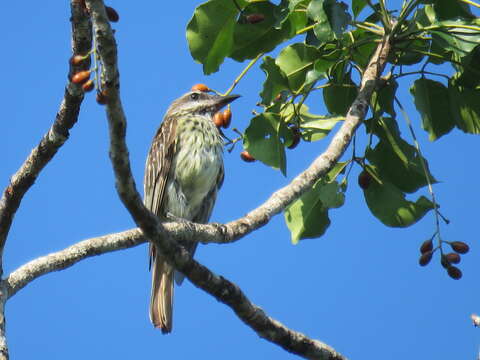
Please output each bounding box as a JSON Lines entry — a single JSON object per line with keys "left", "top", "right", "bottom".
{"left": 390, "top": 38, "right": 430, "bottom": 65}
{"left": 285, "top": 180, "right": 345, "bottom": 244}
{"left": 352, "top": 0, "right": 367, "bottom": 18}
{"left": 307, "top": 0, "right": 335, "bottom": 43}
{"left": 431, "top": 20, "right": 480, "bottom": 56}
{"left": 259, "top": 56, "right": 290, "bottom": 106}
{"left": 244, "top": 113, "right": 288, "bottom": 175}
{"left": 275, "top": 43, "right": 321, "bottom": 92}
{"left": 323, "top": 79, "right": 358, "bottom": 115}
{"left": 410, "top": 78, "right": 455, "bottom": 141}
{"left": 371, "top": 79, "right": 398, "bottom": 117}
{"left": 452, "top": 45, "right": 480, "bottom": 88}
{"left": 280, "top": 103, "right": 343, "bottom": 141}
{"left": 363, "top": 170, "right": 434, "bottom": 228}
{"left": 430, "top": 0, "right": 474, "bottom": 20}
{"left": 187, "top": 0, "right": 246, "bottom": 74}
{"left": 307, "top": 0, "right": 351, "bottom": 42}
{"left": 230, "top": 2, "right": 293, "bottom": 61}
{"left": 366, "top": 118, "right": 437, "bottom": 193}
{"left": 449, "top": 85, "right": 480, "bottom": 134}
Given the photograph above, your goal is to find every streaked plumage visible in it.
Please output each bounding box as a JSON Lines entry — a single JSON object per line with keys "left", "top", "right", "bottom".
{"left": 144, "top": 90, "right": 239, "bottom": 333}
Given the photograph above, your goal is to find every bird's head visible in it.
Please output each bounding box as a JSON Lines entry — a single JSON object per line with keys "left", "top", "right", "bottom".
{"left": 166, "top": 91, "right": 240, "bottom": 118}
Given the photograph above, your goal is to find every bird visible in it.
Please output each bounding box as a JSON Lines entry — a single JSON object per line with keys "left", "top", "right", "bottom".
{"left": 143, "top": 88, "right": 240, "bottom": 333}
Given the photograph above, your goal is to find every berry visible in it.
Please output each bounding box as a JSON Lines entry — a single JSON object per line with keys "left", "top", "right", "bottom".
{"left": 419, "top": 251, "right": 433, "bottom": 266}
{"left": 82, "top": 80, "right": 95, "bottom": 92}
{"left": 70, "top": 55, "right": 87, "bottom": 65}
{"left": 96, "top": 90, "right": 108, "bottom": 105}
{"left": 447, "top": 266, "right": 462, "bottom": 280}
{"left": 450, "top": 241, "right": 469, "bottom": 254}
{"left": 72, "top": 70, "right": 91, "bottom": 84}
{"left": 240, "top": 150, "right": 256, "bottom": 162}
{"left": 287, "top": 128, "right": 301, "bottom": 149}
{"left": 445, "top": 252, "right": 461, "bottom": 264}
{"left": 420, "top": 239, "right": 433, "bottom": 254}
{"left": 222, "top": 107, "right": 232, "bottom": 128}
{"left": 246, "top": 13, "right": 265, "bottom": 24}
{"left": 191, "top": 84, "right": 210, "bottom": 92}
{"left": 213, "top": 112, "right": 224, "bottom": 128}
{"left": 106, "top": 6, "right": 119, "bottom": 22}
{"left": 358, "top": 171, "right": 372, "bottom": 190}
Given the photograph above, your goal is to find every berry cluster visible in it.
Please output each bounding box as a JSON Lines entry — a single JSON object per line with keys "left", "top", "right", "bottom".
{"left": 419, "top": 239, "right": 469, "bottom": 279}
{"left": 70, "top": 4, "right": 120, "bottom": 104}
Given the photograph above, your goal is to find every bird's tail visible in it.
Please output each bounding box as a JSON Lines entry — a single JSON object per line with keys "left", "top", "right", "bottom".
{"left": 149, "top": 247, "right": 174, "bottom": 334}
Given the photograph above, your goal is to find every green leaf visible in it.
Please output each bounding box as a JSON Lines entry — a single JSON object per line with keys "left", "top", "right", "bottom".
{"left": 285, "top": 180, "right": 345, "bottom": 244}
{"left": 449, "top": 85, "right": 480, "bottom": 134}
{"left": 244, "top": 113, "right": 288, "bottom": 175}
{"left": 366, "top": 118, "right": 437, "bottom": 193}
{"left": 349, "top": 29, "right": 378, "bottom": 68}
{"left": 307, "top": 0, "right": 335, "bottom": 43}
{"left": 431, "top": 0, "right": 474, "bottom": 20}
{"left": 452, "top": 45, "right": 480, "bottom": 88}
{"left": 230, "top": 2, "right": 293, "bottom": 61}
{"left": 325, "top": 161, "right": 349, "bottom": 182}
{"left": 259, "top": 56, "right": 290, "bottom": 105}
{"left": 410, "top": 78, "right": 455, "bottom": 141}
{"left": 323, "top": 80, "right": 358, "bottom": 115}
{"left": 187, "top": 0, "right": 245, "bottom": 74}
{"left": 390, "top": 38, "right": 430, "bottom": 65}
{"left": 275, "top": 43, "right": 321, "bottom": 92}
{"left": 371, "top": 79, "right": 398, "bottom": 117}
{"left": 307, "top": 0, "right": 351, "bottom": 42}
{"left": 280, "top": 103, "right": 343, "bottom": 142}
{"left": 363, "top": 174, "right": 434, "bottom": 228}
{"left": 352, "top": 0, "right": 367, "bottom": 18}
{"left": 431, "top": 20, "right": 480, "bottom": 56}
{"left": 300, "top": 115, "right": 343, "bottom": 141}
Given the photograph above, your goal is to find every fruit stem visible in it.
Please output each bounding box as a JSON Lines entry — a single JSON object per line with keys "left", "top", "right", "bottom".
{"left": 223, "top": 53, "right": 263, "bottom": 96}
{"left": 395, "top": 97, "right": 443, "bottom": 243}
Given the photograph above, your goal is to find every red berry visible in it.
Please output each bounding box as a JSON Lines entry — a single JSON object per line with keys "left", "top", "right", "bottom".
{"left": 287, "top": 128, "right": 301, "bottom": 149}
{"left": 420, "top": 239, "right": 433, "bottom": 254}
{"left": 191, "top": 83, "right": 210, "bottom": 92}
{"left": 450, "top": 241, "right": 469, "bottom": 254}
{"left": 222, "top": 107, "right": 232, "bottom": 129}
{"left": 96, "top": 90, "right": 108, "bottom": 105}
{"left": 419, "top": 251, "right": 433, "bottom": 266}
{"left": 106, "top": 6, "right": 119, "bottom": 22}
{"left": 72, "top": 70, "right": 91, "bottom": 84}
{"left": 70, "top": 55, "right": 87, "bottom": 65}
{"left": 445, "top": 252, "right": 461, "bottom": 264}
{"left": 240, "top": 150, "right": 256, "bottom": 162}
{"left": 358, "top": 171, "right": 372, "bottom": 190}
{"left": 447, "top": 266, "right": 462, "bottom": 280}
{"left": 82, "top": 80, "right": 94, "bottom": 92}
{"left": 213, "top": 112, "right": 224, "bottom": 128}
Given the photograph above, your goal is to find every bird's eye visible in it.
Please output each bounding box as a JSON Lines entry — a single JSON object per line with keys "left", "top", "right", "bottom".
{"left": 190, "top": 93, "right": 199, "bottom": 100}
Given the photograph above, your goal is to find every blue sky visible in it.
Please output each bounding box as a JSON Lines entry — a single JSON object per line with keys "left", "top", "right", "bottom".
{"left": 1, "top": 1, "right": 479, "bottom": 359}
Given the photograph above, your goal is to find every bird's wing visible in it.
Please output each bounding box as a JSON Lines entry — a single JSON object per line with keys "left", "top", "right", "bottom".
{"left": 144, "top": 116, "right": 177, "bottom": 217}
{"left": 144, "top": 116, "right": 177, "bottom": 271}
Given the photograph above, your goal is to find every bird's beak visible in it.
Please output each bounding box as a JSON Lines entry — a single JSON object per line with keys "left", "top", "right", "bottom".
{"left": 215, "top": 94, "right": 240, "bottom": 109}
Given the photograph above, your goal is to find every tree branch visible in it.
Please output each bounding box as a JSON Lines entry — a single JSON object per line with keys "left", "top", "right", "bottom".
{"left": 0, "top": 2, "right": 93, "bottom": 359}
{"left": 80, "top": 1, "right": 391, "bottom": 358}
{"left": 0, "top": 1, "right": 92, "bottom": 275}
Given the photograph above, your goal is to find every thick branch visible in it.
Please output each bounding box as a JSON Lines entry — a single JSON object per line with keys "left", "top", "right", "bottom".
{"left": 0, "top": 2, "right": 93, "bottom": 359}
{"left": 83, "top": 1, "right": 390, "bottom": 358}
{"left": 0, "top": 1, "right": 92, "bottom": 270}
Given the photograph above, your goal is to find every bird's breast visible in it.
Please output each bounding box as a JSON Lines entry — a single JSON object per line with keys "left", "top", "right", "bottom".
{"left": 167, "top": 115, "right": 223, "bottom": 218}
